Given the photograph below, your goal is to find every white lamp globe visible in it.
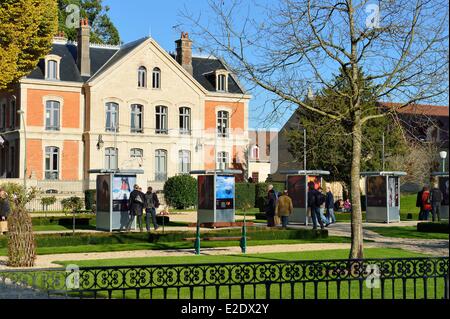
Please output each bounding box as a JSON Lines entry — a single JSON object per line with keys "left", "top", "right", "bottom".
{"left": 439, "top": 151, "right": 448, "bottom": 160}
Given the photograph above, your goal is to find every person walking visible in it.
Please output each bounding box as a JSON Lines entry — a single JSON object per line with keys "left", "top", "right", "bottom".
{"left": 420, "top": 186, "right": 432, "bottom": 221}
{"left": 307, "top": 182, "right": 324, "bottom": 230}
{"left": 144, "top": 187, "right": 160, "bottom": 231}
{"left": 0, "top": 188, "right": 10, "bottom": 233}
{"left": 325, "top": 186, "right": 336, "bottom": 224}
{"left": 265, "top": 185, "right": 277, "bottom": 227}
{"left": 127, "top": 185, "right": 145, "bottom": 232}
{"left": 276, "top": 190, "right": 293, "bottom": 229}
{"left": 430, "top": 183, "right": 442, "bottom": 222}
{"left": 416, "top": 187, "right": 425, "bottom": 220}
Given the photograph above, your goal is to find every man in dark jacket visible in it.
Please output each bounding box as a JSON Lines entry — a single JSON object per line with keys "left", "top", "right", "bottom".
{"left": 325, "top": 186, "right": 336, "bottom": 224}
{"left": 430, "top": 183, "right": 442, "bottom": 222}
{"left": 127, "top": 185, "right": 145, "bottom": 232}
{"left": 144, "top": 186, "right": 159, "bottom": 231}
{"left": 416, "top": 187, "right": 425, "bottom": 220}
{"left": 265, "top": 185, "right": 277, "bottom": 227}
{"left": 307, "top": 182, "right": 324, "bottom": 230}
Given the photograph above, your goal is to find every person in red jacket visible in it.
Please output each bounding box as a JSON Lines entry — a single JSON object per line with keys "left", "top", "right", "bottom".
{"left": 420, "top": 186, "right": 432, "bottom": 221}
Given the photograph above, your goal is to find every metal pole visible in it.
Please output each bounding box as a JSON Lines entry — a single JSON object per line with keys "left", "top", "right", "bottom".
{"left": 303, "top": 128, "right": 307, "bottom": 171}
{"left": 240, "top": 207, "right": 247, "bottom": 254}
{"left": 16, "top": 109, "right": 27, "bottom": 189}
{"left": 443, "top": 158, "right": 446, "bottom": 173}
{"left": 382, "top": 133, "right": 385, "bottom": 171}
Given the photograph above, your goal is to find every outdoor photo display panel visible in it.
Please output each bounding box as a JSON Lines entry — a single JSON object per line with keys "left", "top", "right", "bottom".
{"left": 288, "top": 175, "right": 306, "bottom": 208}
{"left": 112, "top": 175, "right": 136, "bottom": 211}
{"left": 367, "top": 176, "right": 387, "bottom": 207}
{"left": 388, "top": 177, "right": 399, "bottom": 207}
{"left": 308, "top": 176, "right": 321, "bottom": 190}
{"left": 216, "top": 175, "right": 234, "bottom": 210}
{"left": 440, "top": 176, "right": 449, "bottom": 206}
{"left": 198, "top": 175, "right": 214, "bottom": 210}
{"left": 96, "top": 175, "right": 111, "bottom": 212}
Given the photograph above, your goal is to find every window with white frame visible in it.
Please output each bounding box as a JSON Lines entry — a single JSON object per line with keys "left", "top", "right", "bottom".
{"left": 155, "top": 149, "right": 167, "bottom": 181}
{"left": 105, "top": 147, "right": 118, "bottom": 170}
{"left": 251, "top": 145, "right": 260, "bottom": 160}
{"left": 217, "top": 151, "right": 229, "bottom": 170}
{"left": 152, "top": 68, "right": 161, "bottom": 89}
{"left": 217, "top": 110, "right": 229, "bottom": 137}
{"left": 130, "top": 104, "right": 143, "bottom": 133}
{"left": 45, "top": 146, "right": 59, "bottom": 180}
{"left": 46, "top": 60, "right": 58, "bottom": 80}
{"left": 179, "top": 107, "right": 191, "bottom": 135}
{"left": 106, "top": 102, "right": 119, "bottom": 132}
{"left": 10, "top": 99, "right": 16, "bottom": 128}
{"left": 130, "top": 148, "right": 143, "bottom": 161}
{"left": 138, "top": 66, "right": 147, "bottom": 88}
{"left": 155, "top": 105, "right": 168, "bottom": 134}
{"left": 45, "top": 100, "right": 60, "bottom": 131}
{"left": 217, "top": 74, "right": 227, "bottom": 92}
{"left": 178, "top": 150, "right": 191, "bottom": 174}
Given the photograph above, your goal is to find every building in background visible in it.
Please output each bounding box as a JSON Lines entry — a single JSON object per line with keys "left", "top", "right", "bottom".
{"left": 247, "top": 130, "right": 278, "bottom": 183}
{"left": 0, "top": 21, "right": 251, "bottom": 193}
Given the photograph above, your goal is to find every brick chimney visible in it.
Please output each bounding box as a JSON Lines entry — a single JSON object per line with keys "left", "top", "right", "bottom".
{"left": 175, "top": 32, "right": 193, "bottom": 75}
{"left": 77, "top": 18, "right": 91, "bottom": 77}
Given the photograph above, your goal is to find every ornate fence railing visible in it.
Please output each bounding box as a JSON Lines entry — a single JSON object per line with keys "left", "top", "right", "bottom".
{"left": 0, "top": 257, "right": 448, "bottom": 299}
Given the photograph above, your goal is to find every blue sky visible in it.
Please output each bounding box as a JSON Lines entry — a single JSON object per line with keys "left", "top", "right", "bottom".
{"left": 103, "top": 0, "right": 292, "bottom": 130}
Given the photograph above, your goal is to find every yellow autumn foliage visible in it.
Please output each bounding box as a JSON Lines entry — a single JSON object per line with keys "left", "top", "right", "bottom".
{"left": 0, "top": 0, "right": 58, "bottom": 91}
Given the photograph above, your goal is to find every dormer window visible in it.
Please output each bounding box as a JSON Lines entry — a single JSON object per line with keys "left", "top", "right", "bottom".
{"left": 215, "top": 70, "right": 229, "bottom": 92}
{"left": 45, "top": 55, "right": 61, "bottom": 80}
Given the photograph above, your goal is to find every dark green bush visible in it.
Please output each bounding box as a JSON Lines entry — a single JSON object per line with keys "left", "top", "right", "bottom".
{"left": 235, "top": 183, "right": 256, "bottom": 210}
{"left": 417, "top": 222, "right": 449, "bottom": 234}
{"left": 0, "top": 227, "right": 328, "bottom": 249}
{"left": 32, "top": 217, "right": 93, "bottom": 226}
{"left": 84, "top": 190, "right": 96, "bottom": 210}
{"left": 164, "top": 175, "right": 197, "bottom": 209}
{"left": 255, "top": 213, "right": 267, "bottom": 220}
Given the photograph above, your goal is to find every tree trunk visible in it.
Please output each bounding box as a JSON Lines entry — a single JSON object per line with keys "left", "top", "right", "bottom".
{"left": 349, "top": 119, "right": 364, "bottom": 259}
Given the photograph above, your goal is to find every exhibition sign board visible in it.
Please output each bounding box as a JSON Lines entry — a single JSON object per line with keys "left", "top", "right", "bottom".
{"left": 432, "top": 172, "right": 449, "bottom": 220}
{"left": 362, "top": 172, "right": 405, "bottom": 223}
{"left": 191, "top": 170, "right": 241, "bottom": 225}
{"left": 282, "top": 170, "right": 330, "bottom": 225}
{"left": 90, "top": 169, "right": 143, "bottom": 232}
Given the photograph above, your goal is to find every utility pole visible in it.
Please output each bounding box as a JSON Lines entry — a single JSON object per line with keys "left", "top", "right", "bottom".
{"left": 382, "top": 133, "right": 385, "bottom": 171}
{"left": 14, "top": 95, "right": 27, "bottom": 189}
{"left": 303, "top": 128, "right": 307, "bottom": 171}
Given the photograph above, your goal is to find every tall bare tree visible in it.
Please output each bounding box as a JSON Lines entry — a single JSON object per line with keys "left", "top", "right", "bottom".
{"left": 181, "top": 0, "right": 449, "bottom": 258}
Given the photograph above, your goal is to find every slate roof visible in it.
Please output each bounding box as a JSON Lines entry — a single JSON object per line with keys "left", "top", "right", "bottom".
{"left": 26, "top": 38, "right": 245, "bottom": 94}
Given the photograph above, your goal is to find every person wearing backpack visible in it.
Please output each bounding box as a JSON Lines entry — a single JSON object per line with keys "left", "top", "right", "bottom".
{"left": 430, "top": 183, "right": 443, "bottom": 222}
{"left": 126, "top": 184, "right": 145, "bottom": 232}
{"left": 144, "top": 186, "right": 160, "bottom": 231}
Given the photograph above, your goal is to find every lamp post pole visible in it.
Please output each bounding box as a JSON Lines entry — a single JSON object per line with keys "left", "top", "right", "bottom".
{"left": 16, "top": 107, "right": 27, "bottom": 189}
{"left": 440, "top": 151, "right": 448, "bottom": 173}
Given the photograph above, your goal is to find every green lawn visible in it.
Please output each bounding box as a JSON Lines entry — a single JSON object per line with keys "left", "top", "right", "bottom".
{"left": 55, "top": 247, "right": 427, "bottom": 268}
{"left": 366, "top": 226, "right": 449, "bottom": 240}
{"left": 0, "top": 236, "right": 352, "bottom": 256}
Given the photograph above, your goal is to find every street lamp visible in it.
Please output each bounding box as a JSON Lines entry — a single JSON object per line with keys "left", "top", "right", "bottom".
{"left": 439, "top": 151, "right": 447, "bottom": 173}
{"left": 13, "top": 96, "right": 27, "bottom": 189}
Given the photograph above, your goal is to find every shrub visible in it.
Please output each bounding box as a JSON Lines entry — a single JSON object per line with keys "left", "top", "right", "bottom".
{"left": 61, "top": 197, "right": 84, "bottom": 214}
{"left": 417, "top": 222, "right": 449, "bottom": 234}
{"left": 164, "top": 175, "right": 197, "bottom": 209}
{"left": 84, "top": 190, "right": 96, "bottom": 211}
{"left": 40, "top": 196, "right": 57, "bottom": 211}
{"left": 235, "top": 183, "right": 256, "bottom": 210}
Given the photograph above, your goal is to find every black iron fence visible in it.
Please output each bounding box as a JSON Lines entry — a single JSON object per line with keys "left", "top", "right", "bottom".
{"left": 0, "top": 257, "right": 448, "bottom": 299}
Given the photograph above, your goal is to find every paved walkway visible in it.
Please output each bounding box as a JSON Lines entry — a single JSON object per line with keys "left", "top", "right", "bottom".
{"left": 285, "top": 221, "right": 449, "bottom": 257}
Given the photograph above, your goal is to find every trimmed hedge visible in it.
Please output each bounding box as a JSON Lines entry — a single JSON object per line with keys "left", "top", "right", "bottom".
{"left": 0, "top": 227, "right": 327, "bottom": 248}
{"left": 32, "top": 217, "right": 93, "bottom": 226}
{"left": 85, "top": 190, "right": 96, "bottom": 211}
{"left": 417, "top": 222, "right": 449, "bottom": 234}
{"left": 235, "top": 183, "right": 256, "bottom": 210}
